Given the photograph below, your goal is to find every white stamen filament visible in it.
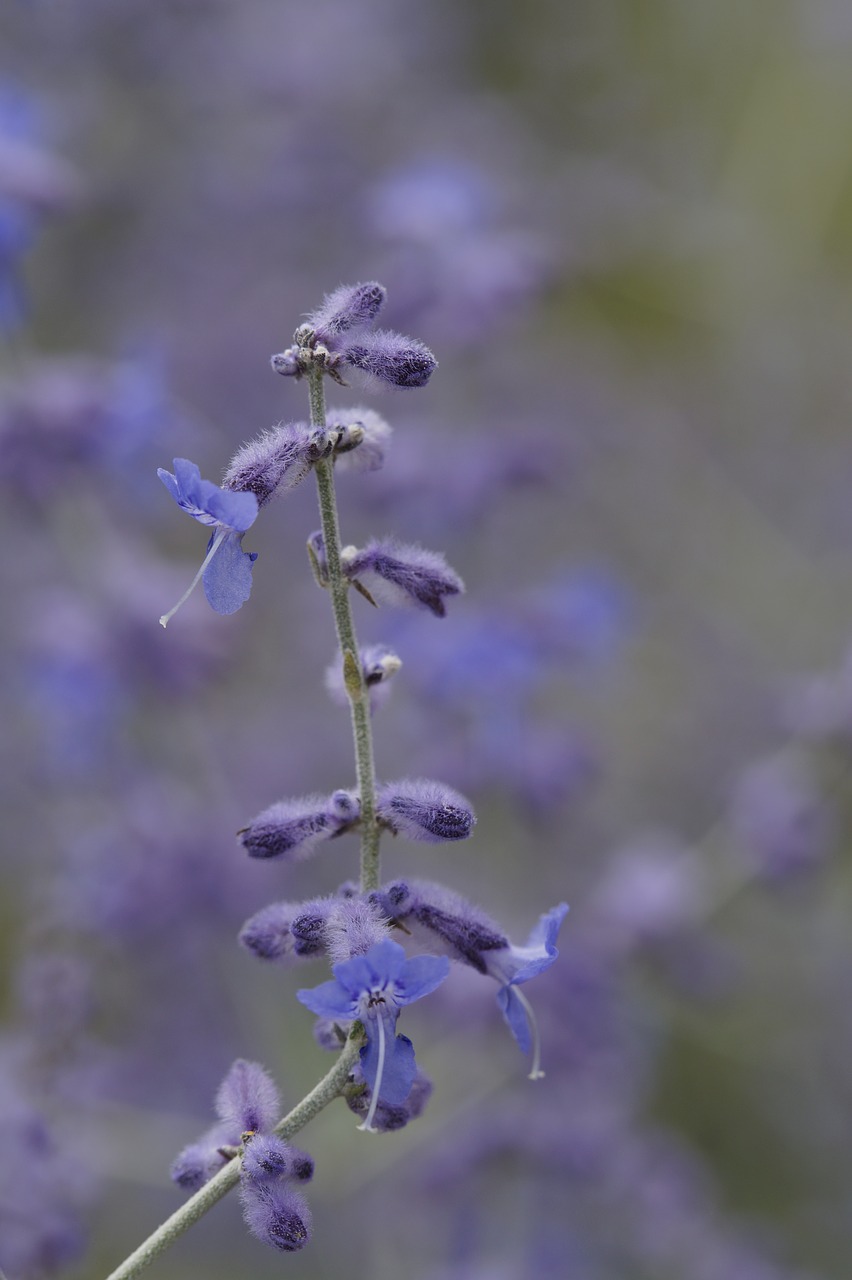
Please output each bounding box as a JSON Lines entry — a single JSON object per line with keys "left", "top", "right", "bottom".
{"left": 358, "top": 1011, "right": 386, "bottom": 1133}
{"left": 159, "top": 526, "right": 228, "bottom": 628}
{"left": 514, "top": 987, "right": 545, "bottom": 1080}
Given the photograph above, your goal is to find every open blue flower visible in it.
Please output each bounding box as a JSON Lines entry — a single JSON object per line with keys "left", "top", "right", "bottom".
{"left": 158, "top": 458, "right": 259, "bottom": 625}
{"left": 483, "top": 903, "right": 568, "bottom": 1079}
{"left": 297, "top": 938, "right": 448, "bottom": 1132}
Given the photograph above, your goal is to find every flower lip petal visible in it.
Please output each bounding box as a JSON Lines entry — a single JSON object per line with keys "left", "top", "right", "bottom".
{"left": 202, "top": 530, "right": 257, "bottom": 615}
{"left": 296, "top": 977, "right": 359, "bottom": 1022}
{"left": 360, "top": 1030, "right": 417, "bottom": 1105}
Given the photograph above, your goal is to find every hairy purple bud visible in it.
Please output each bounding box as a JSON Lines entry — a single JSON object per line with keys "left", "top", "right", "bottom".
{"left": 240, "top": 1179, "right": 312, "bottom": 1253}
{"left": 270, "top": 348, "right": 301, "bottom": 378}
{"left": 308, "top": 282, "right": 387, "bottom": 341}
{"left": 170, "top": 1122, "right": 233, "bottom": 1192}
{"left": 242, "top": 1136, "right": 315, "bottom": 1183}
{"left": 343, "top": 329, "right": 437, "bottom": 387}
{"left": 327, "top": 405, "right": 392, "bottom": 472}
{"left": 287, "top": 1148, "right": 315, "bottom": 1182}
{"left": 377, "top": 779, "right": 476, "bottom": 842}
{"left": 325, "top": 643, "right": 402, "bottom": 713}
{"left": 343, "top": 539, "right": 463, "bottom": 617}
{"left": 290, "top": 897, "right": 336, "bottom": 957}
{"left": 241, "top": 1134, "right": 292, "bottom": 1180}
{"left": 239, "top": 900, "right": 305, "bottom": 962}
{"left": 390, "top": 879, "right": 508, "bottom": 972}
{"left": 368, "top": 880, "right": 414, "bottom": 921}
{"left": 223, "top": 422, "right": 326, "bottom": 506}
{"left": 215, "top": 1060, "right": 280, "bottom": 1136}
{"left": 238, "top": 792, "right": 359, "bottom": 861}
{"left": 323, "top": 896, "right": 392, "bottom": 963}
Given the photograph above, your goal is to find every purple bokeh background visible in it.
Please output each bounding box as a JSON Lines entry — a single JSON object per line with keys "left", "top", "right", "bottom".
{"left": 2, "top": 3, "right": 852, "bottom": 1277}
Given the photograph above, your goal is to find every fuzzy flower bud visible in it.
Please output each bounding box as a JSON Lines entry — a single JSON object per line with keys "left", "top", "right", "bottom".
{"left": 240, "top": 1179, "right": 312, "bottom": 1253}
{"left": 290, "top": 897, "right": 337, "bottom": 956}
{"left": 242, "top": 1135, "right": 315, "bottom": 1184}
{"left": 215, "top": 1059, "right": 280, "bottom": 1136}
{"left": 170, "top": 1122, "right": 233, "bottom": 1192}
{"left": 239, "top": 900, "right": 307, "bottom": 962}
{"left": 240, "top": 1134, "right": 289, "bottom": 1180}
{"left": 325, "top": 643, "right": 402, "bottom": 713}
{"left": 344, "top": 330, "right": 437, "bottom": 387}
{"left": 343, "top": 538, "right": 463, "bottom": 617}
{"left": 223, "top": 422, "right": 328, "bottom": 506}
{"left": 307, "top": 281, "right": 387, "bottom": 341}
{"left": 322, "top": 895, "right": 392, "bottom": 963}
{"left": 327, "top": 405, "right": 392, "bottom": 472}
{"left": 238, "top": 791, "right": 359, "bottom": 862}
{"left": 377, "top": 779, "right": 476, "bottom": 842}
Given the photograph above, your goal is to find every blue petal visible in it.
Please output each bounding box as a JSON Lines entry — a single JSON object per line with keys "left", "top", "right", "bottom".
{"left": 203, "top": 486, "right": 258, "bottom": 532}
{"left": 297, "top": 978, "right": 358, "bottom": 1022}
{"left": 171, "top": 457, "right": 202, "bottom": 496}
{"left": 157, "top": 466, "right": 182, "bottom": 504}
{"left": 160, "top": 459, "right": 258, "bottom": 531}
{"left": 331, "top": 939, "right": 407, "bottom": 997}
{"left": 395, "top": 954, "right": 450, "bottom": 1005}
{"left": 203, "top": 531, "right": 257, "bottom": 615}
{"left": 525, "top": 902, "right": 569, "bottom": 953}
{"left": 503, "top": 902, "right": 569, "bottom": 986}
{"left": 496, "top": 984, "right": 531, "bottom": 1054}
{"left": 360, "top": 1030, "right": 416, "bottom": 1105}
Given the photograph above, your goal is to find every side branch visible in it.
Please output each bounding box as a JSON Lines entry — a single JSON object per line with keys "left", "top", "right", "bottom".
{"left": 105, "top": 1034, "right": 363, "bottom": 1280}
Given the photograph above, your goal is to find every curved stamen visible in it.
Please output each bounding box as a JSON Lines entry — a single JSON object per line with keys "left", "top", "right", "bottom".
{"left": 358, "top": 1012, "right": 386, "bottom": 1133}
{"left": 160, "top": 526, "right": 228, "bottom": 628}
{"left": 513, "top": 987, "right": 545, "bottom": 1080}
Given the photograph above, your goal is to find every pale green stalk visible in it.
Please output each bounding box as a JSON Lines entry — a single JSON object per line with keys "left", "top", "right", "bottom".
{"left": 104, "top": 1032, "right": 362, "bottom": 1280}
{"left": 307, "top": 364, "right": 382, "bottom": 892}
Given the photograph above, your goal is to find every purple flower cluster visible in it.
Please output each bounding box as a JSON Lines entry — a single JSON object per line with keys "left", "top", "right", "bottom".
{"left": 171, "top": 1059, "right": 314, "bottom": 1252}
{"left": 271, "top": 282, "right": 437, "bottom": 388}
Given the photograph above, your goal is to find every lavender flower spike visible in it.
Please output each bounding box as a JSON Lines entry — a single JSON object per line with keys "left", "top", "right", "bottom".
{"left": 342, "top": 538, "right": 464, "bottom": 617}
{"left": 297, "top": 938, "right": 449, "bottom": 1132}
{"left": 158, "top": 457, "right": 258, "bottom": 625}
{"left": 377, "top": 779, "right": 476, "bottom": 842}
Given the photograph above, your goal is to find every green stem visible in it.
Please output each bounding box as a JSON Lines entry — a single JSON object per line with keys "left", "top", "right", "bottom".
{"left": 308, "top": 366, "right": 382, "bottom": 893}
{"left": 104, "top": 1033, "right": 363, "bottom": 1280}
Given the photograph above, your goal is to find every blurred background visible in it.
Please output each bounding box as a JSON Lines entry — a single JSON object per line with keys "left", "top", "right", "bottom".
{"left": 2, "top": 1, "right": 852, "bottom": 1277}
